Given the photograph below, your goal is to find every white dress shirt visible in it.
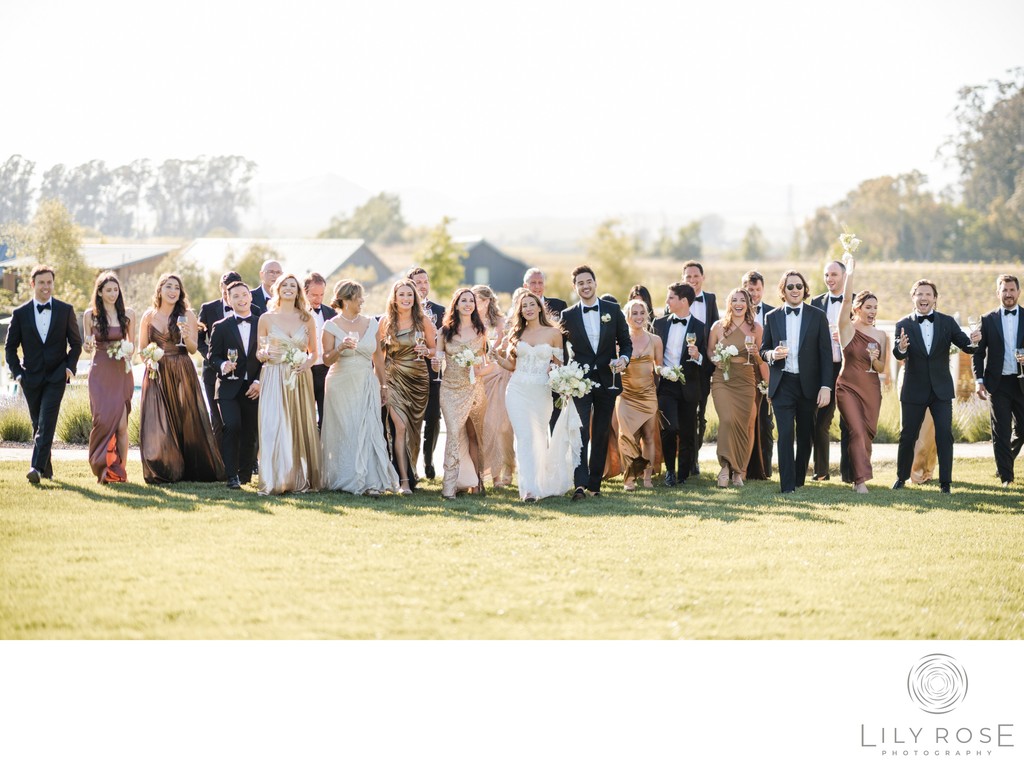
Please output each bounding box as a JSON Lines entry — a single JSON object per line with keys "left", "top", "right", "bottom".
{"left": 784, "top": 306, "right": 802, "bottom": 374}
{"left": 691, "top": 292, "right": 707, "bottom": 325}
{"left": 581, "top": 299, "right": 601, "bottom": 351}
{"left": 752, "top": 303, "right": 764, "bottom": 327}
{"left": 915, "top": 312, "right": 935, "bottom": 354}
{"left": 824, "top": 292, "right": 843, "bottom": 362}
{"left": 664, "top": 315, "right": 688, "bottom": 367}
{"left": 1001, "top": 306, "right": 1020, "bottom": 375}
{"left": 33, "top": 299, "right": 53, "bottom": 342}
{"left": 311, "top": 306, "right": 326, "bottom": 365}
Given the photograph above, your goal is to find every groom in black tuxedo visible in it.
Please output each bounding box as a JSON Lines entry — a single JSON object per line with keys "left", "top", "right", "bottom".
{"left": 682, "top": 261, "right": 719, "bottom": 475}
{"left": 973, "top": 274, "right": 1024, "bottom": 486}
{"left": 892, "top": 279, "right": 979, "bottom": 494}
{"left": 559, "top": 265, "right": 632, "bottom": 499}
{"left": 4, "top": 265, "right": 83, "bottom": 484}
{"left": 760, "top": 270, "right": 833, "bottom": 494}
{"left": 209, "top": 281, "right": 264, "bottom": 489}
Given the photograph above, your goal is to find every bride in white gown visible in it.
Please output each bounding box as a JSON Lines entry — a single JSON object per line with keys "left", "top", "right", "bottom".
{"left": 494, "top": 292, "right": 579, "bottom": 501}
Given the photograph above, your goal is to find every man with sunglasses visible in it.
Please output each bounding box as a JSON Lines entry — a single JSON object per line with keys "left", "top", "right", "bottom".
{"left": 760, "top": 271, "right": 833, "bottom": 494}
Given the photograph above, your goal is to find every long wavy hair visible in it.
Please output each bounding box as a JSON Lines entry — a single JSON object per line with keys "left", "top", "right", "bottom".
{"left": 267, "top": 273, "right": 312, "bottom": 322}
{"left": 441, "top": 288, "right": 487, "bottom": 342}
{"left": 508, "top": 291, "right": 553, "bottom": 345}
{"left": 152, "top": 273, "right": 190, "bottom": 343}
{"left": 381, "top": 279, "right": 426, "bottom": 347}
{"left": 471, "top": 284, "right": 502, "bottom": 329}
{"left": 91, "top": 271, "right": 129, "bottom": 341}
{"left": 720, "top": 287, "right": 755, "bottom": 335}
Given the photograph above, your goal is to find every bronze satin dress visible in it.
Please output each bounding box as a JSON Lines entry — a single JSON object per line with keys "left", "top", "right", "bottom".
{"left": 257, "top": 323, "right": 324, "bottom": 495}
{"left": 439, "top": 335, "right": 487, "bottom": 496}
{"left": 836, "top": 329, "right": 883, "bottom": 484}
{"left": 710, "top": 324, "right": 758, "bottom": 473}
{"left": 139, "top": 324, "right": 225, "bottom": 483}
{"left": 87, "top": 326, "right": 134, "bottom": 483}
{"left": 384, "top": 327, "right": 430, "bottom": 481}
{"left": 478, "top": 353, "right": 515, "bottom": 486}
{"left": 615, "top": 332, "right": 660, "bottom": 481}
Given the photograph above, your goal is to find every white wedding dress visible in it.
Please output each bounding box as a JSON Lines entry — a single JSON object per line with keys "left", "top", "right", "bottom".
{"left": 504, "top": 342, "right": 580, "bottom": 499}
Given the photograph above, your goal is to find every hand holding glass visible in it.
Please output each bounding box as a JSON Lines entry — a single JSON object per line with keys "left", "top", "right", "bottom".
{"left": 433, "top": 349, "right": 444, "bottom": 381}
{"left": 413, "top": 330, "right": 426, "bottom": 357}
{"left": 226, "top": 348, "right": 239, "bottom": 379}
{"left": 176, "top": 315, "right": 188, "bottom": 348}
{"left": 1017, "top": 348, "right": 1024, "bottom": 379}
{"left": 608, "top": 360, "right": 620, "bottom": 390}
{"left": 866, "top": 342, "right": 879, "bottom": 373}
{"left": 744, "top": 335, "right": 754, "bottom": 365}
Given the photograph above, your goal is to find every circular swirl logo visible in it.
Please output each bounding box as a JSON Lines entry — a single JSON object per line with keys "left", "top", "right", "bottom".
{"left": 907, "top": 654, "right": 968, "bottom": 714}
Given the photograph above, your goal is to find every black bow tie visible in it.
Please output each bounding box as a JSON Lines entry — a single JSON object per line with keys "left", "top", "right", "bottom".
{"left": 693, "top": 295, "right": 704, "bottom": 303}
{"left": 36, "top": 303, "right": 51, "bottom": 313}
{"left": 829, "top": 296, "right": 843, "bottom": 304}
{"left": 312, "top": 306, "right": 322, "bottom": 315}
{"left": 223, "top": 305, "right": 233, "bottom": 313}
{"left": 1004, "top": 309, "right": 1017, "bottom": 316}
{"left": 671, "top": 316, "right": 687, "bottom": 325}
{"left": 916, "top": 314, "right": 934, "bottom": 324}
{"left": 236, "top": 315, "right": 254, "bottom": 325}
{"left": 786, "top": 307, "right": 800, "bottom": 316}
{"left": 583, "top": 305, "right": 599, "bottom": 313}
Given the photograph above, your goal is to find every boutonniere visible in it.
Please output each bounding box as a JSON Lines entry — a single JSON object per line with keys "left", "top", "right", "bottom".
{"left": 600, "top": 314, "right": 611, "bottom": 324}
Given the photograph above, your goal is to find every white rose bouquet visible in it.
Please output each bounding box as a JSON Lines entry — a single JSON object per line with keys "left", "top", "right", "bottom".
{"left": 106, "top": 340, "right": 135, "bottom": 374}
{"left": 711, "top": 341, "right": 739, "bottom": 381}
{"left": 451, "top": 347, "right": 484, "bottom": 384}
{"left": 757, "top": 379, "right": 769, "bottom": 396}
{"left": 282, "top": 346, "right": 310, "bottom": 390}
{"left": 548, "top": 360, "right": 599, "bottom": 409}
{"left": 140, "top": 342, "right": 165, "bottom": 380}
{"left": 659, "top": 364, "right": 686, "bottom": 384}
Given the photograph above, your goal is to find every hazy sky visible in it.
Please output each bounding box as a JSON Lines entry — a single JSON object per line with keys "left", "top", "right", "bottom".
{"left": 6, "top": 0, "right": 1023, "bottom": 224}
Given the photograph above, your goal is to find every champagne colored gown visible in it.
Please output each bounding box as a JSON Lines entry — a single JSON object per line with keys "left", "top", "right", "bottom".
{"left": 478, "top": 355, "right": 515, "bottom": 486}
{"left": 710, "top": 324, "right": 757, "bottom": 473}
{"left": 837, "top": 329, "right": 882, "bottom": 484}
{"left": 87, "top": 326, "right": 134, "bottom": 483}
{"left": 321, "top": 319, "right": 399, "bottom": 494}
{"left": 439, "top": 335, "right": 488, "bottom": 496}
{"left": 140, "top": 324, "right": 225, "bottom": 483}
{"left": 384, "top": 327, "right": 430, "bottom": 484}
{"left": 257, "top": 323, "right": 324, "bottom": 495}
{"left": 615, "top": 332, "right": 659, "bottom": 481}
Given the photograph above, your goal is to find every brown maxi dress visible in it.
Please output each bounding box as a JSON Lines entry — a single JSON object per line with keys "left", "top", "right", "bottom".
{"left": 439, "top": 336, "right": 487, "bottom": 496}
{"left": 615, "top": 332, "right": 660, "bottom": 481}
{"left": 87, "top": 326, "right": 134, "bottom": 483}
{"left": 384, "top": 327, "right": 430, "bottom": 486}
{"left": 836, "top": 329, "right": 882, "bottom": 484}
{"left": 139, "top": 324, "right": 225, "bottom": 483}
{"left": 478, "top": 354, "right": 515, "bottom": 486}
{"left": 710, "top": 324, "right": 757, "bottom": 473}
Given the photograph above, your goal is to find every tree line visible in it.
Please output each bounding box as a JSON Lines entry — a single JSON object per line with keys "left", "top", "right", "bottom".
{"left": 0, "top": 155, "right": 257, "bottom": 237}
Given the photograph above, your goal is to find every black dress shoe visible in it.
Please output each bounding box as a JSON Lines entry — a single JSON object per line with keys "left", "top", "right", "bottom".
{"left": 940, "top": 483, "right": 951, "bottom": 494}
{"left": 572, "top": 487, "right": 586, "bottom": 501}
{"left": 664, "top": 471, "right": 677, "bottom": 487}
{"left": 226, "top": 476, "right": 241, "bottom": 489}
{"left": 424, "top": 464, "right": 435, "bottom": 480}
{"left": 891, "top": 479, "right": 905, "bottom": 489}
{"left": 26, "top": 468, "right": 40, "bottom": 485}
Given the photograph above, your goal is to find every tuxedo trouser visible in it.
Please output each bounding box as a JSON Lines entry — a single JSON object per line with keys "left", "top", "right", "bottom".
{"left": 897, "top": 396, "right": 953, "bottom": 485}
{"left": 772, "top": 373, "right": 817, "bottom": 493}
{"left": 312, "top": 364, "right": 329, "bottom": 431}
{"left": 23, "top": 378, "right": 66, "bottom": 477}
{"left": 573, "top": 389, "right": 616, "bottom": 492}
{"left": 217, "top": 392, "right": 259, "bottom": 482}
{"left": 202, "top": 368, "right": 223, "bottom": 443}
{"left": 423, "top": 378, "right": 441, "bottom": 471}
{"left": 990, "top": 375, "right": 1024, "bottom": 481}
{"left": 812, "top": 361, "right": 847, "bottom": 478}
{"left": 747, "top": 392, "right": 774, "bottom": 478}
{"left": 658, "top": 382, "right": 696, "bottom": 480}
{"left": 693, "top": 370, "right": 712, "bottom": 470}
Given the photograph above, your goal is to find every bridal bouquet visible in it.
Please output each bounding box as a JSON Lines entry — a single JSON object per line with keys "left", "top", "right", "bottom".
{"left": 140, "top": 342, "right": 165, "bottom": 380}
{"left": 106, "top": 340, "right": 135, "bottom": 374}
{"left": 711, "top": 341, "right": 739, "bottom": 381}
{"left": 451, "top": 347, "right": 484, "bottom": 384}
{"left": 839, "top": 232, "right": 861, "bottom": 256}
{"left": 282, "top": 346, "right": 310, "bottom": 390}
{"left": 757, "top": 379, "right": 769, "bottom": 396}
{"left": 548, "top": 360, "right": 599, "bottom": 409}
{"left": 659, "top": 364, "right": 686, "bottom": 384}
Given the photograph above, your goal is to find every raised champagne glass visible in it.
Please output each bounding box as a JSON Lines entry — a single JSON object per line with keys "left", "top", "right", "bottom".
{"left": 744, "top": 334, "right": 754, "bottom": 365}
{"left": 685, "top": 332, "right": 697, "bottom": 360}
{"left": 226, "top": 348, "right": 239, "bottom": 379}
{"left": 968, "top": 315, "right": 980, "bottom": 347}
{"left": 608, "top": 360, "right": 619, "bottom": 390}
{"left": 433, "top": 348, "right": 444, "bottom": 382}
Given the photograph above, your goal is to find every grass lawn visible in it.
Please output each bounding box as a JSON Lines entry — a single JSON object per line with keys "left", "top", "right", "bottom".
{"left": 1, "top": 457, "right": 1021, "bottom": 639}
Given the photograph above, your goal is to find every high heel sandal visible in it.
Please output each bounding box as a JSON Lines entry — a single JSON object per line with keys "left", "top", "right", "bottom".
{"left": 399, "top": 479, "right": 412, "bottom": 496}
{"left": 731, "top": 470, "right": 744, "bottom": 487}
{"left": 717, "top": 466, "right": 730, "bottom": 488}
{"left": 643, "top": 476, "right": 654, "bottom": 489}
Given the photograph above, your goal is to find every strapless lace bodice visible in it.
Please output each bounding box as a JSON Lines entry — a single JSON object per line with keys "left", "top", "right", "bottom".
{"left": 512, "top": 342, "right": 563, "bottom": 384}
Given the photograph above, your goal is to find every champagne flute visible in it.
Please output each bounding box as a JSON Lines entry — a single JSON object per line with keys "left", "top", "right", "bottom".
{"left": 84, "top": 333, "right": 96, "bottom": 355}
{"left": 685, "top": 332, "right": 697, "bottom": 361}
{"left": 413, "top": 329, "right": 426, "bottom": 357}
{"left": 778, "top": 339, "right": 789, "bottom": 361}
{"left": 608, "top": 360, "right": 619, "bottom": 390}
{"left": 176, "top": 315, "right": 188, "bottom": 348}
{"left": 1016, "top": 348, "right": 1024, "bottom": 379}
{"left": 226, "top": 348, "right": 239, "bottom": 379}
{"left": 968, "top": 315, "right": 980, "bottom": 346}
{"left": 346, "top": 330, "right": 360, "bottom": 350}
{"left": 866, "top": 341, "right": 879, "bottom": 373}
{"left": 744, "top": 334, "right": 754, "bottom": 365}
{"left": 433, "top": 348, "right": 444, "bottom": 382}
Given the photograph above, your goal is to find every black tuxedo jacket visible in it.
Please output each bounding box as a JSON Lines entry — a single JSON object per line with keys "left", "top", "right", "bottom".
{"left": 652, "top": 314, "right": 707, "bottom": 402}
{"left": 893, "top": 311, "right": 974, "bottom": 404}
{"left": 5, "top": 299, "right": 83, "bottom": 387}
{"left": 752, "top": 301, "right": 774, "bottom": 326}
{"left": 313, "top": 304, "right": 337, "bottom": 322}
{"left": 208, "top": 315, "right": 265, "bottom": 400}
{"left": 543, "top": 296, "right": 567, "bottom": 318}
{"left": 198, "top": 300, "right": 263, "bottom": 372}
{"left": 972, "top": 307, "right": 1024, "bottom": 394}
{"left": 249, "top": 285, "right": 271, "bottom": 313}
{"left": 810, "top": 292, "right": 844, "bottom": 315}
{"left": 693, "top": 292, "right": 718, "bottom": 379}
{"left": 760, "top": 303, "right": 832, "bottom": 399}
{"left": 559, "top": 299, "right": 632, "bottom": 391}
